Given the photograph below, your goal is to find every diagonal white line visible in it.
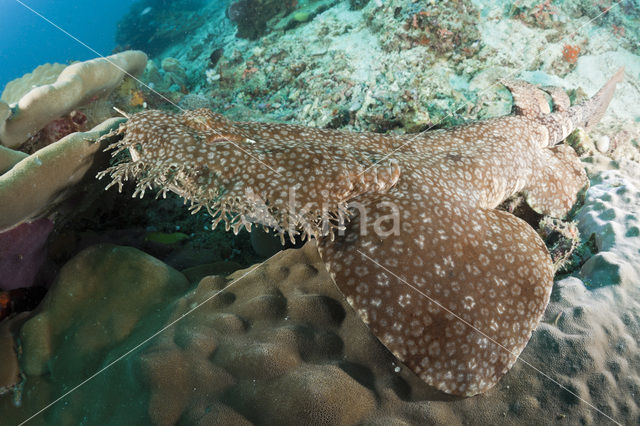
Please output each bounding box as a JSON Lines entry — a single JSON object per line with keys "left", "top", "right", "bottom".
{"left": 356, "top": 249, "right": 621, "bottom": 425}
{"left": 17, "top": 264, "right": 261, "bottom": 425}
{"left": 12, "top": 0, "right": 284, "bottom": 178}
{"left": 356, "top": 0, "right": 626, "bottom": 178}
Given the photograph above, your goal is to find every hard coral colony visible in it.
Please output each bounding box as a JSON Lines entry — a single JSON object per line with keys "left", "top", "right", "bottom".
{"left": 100, "top": 69, "right": 624, "bottom": 396}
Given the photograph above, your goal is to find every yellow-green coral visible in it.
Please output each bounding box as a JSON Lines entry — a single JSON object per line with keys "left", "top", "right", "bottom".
{"left": 0, "top": 118, "right": 125, "bottom": 231}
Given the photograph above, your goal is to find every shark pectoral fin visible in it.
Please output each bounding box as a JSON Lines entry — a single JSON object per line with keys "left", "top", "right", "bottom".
{"left": 524, "top": 144, "right": 588, "bottom": 218}
{"left": 318, "top": 189, "right": 555, "bottom": 397}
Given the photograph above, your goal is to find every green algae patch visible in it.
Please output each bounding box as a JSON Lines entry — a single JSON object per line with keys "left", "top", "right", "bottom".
{"left": 292, "top": 11, "right": 311, "bottom": 22}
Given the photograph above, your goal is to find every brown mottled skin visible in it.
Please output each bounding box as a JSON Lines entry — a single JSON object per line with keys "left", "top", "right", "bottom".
{"left": 100, "top": 68, "right": 623, "bottom": 396}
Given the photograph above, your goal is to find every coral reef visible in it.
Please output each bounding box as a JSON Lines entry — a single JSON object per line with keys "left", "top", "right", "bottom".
{"left": 116, "top": 0, "right": 206, "bottom": 56}
{"left": 1, "top": 63, "right": 66, "bottom": 105}
{"left": 562, "top": 43, "right": 581, "bottom": 64}
{"left": 576, "top": 156, "right": 640, "bottom": 287}
{"left": 0, "top": 51, "right": 147, "bottom": 149}
{"left": 138, "top": 0, "right": 639, "bottom": 145}
{"left": 392, "top": 0, "right": 482, "bottom": 56}
{"left": 20, "top": 110, "right": 89, "bottom": 154}
{"left": 349, "top": 0, "right": 369, "bottom": 11}
{"left": 0, "top": 144, "right": 27, "bottom": 175}
{"left": 143, "top": 57, "right": 190, "bottom": 93}
{"left": 19, "top": 244, "right": 190, "bottom": 377}
{"left": 227, "top": 0, "right": 297, "bottom": 39}
{"left": 509, "top": 0, "right": 561, "bottom": 29}
{"left": 216, "top": 0, "right": 483, "bottom": 131}
{"left": 2, "top": 240, "right": 638, "bottom": 424}
{"left": 0, "top": 0, "right": 638, "bottom": 424}
{"left": 563, "top": 0, "right": 640, "bottom": 55}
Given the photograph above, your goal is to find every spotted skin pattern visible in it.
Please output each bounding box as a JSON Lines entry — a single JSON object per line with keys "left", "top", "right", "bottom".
{"left": 100, "top": 69, "right": 623, "bottom": 396}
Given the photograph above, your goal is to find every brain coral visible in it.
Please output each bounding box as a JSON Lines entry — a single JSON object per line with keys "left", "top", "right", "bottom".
{"left": 5, "top": 239, "right": 637, "bottom": 423}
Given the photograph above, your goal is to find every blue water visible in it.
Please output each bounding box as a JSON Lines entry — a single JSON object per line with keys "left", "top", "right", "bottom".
{"left": 0, "top": 0, "right": 135, "bottom": 90}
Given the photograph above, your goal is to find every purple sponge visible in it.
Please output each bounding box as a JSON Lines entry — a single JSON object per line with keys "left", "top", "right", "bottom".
{"left": 0, "top": 218, "right": 53, "bottom": 290}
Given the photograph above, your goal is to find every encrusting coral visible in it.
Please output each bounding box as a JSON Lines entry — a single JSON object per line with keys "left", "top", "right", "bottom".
{"left": 0, "top": 50, "right": 147, "bottom": 149}
{"left": 1, "top": 63, "right": 67, "bottom": 105}
{"left": 99, "top": 68, "right": 624, "bottom": 396}
{"left": 0, "top": 144, "right": 27, "bottom": 175}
